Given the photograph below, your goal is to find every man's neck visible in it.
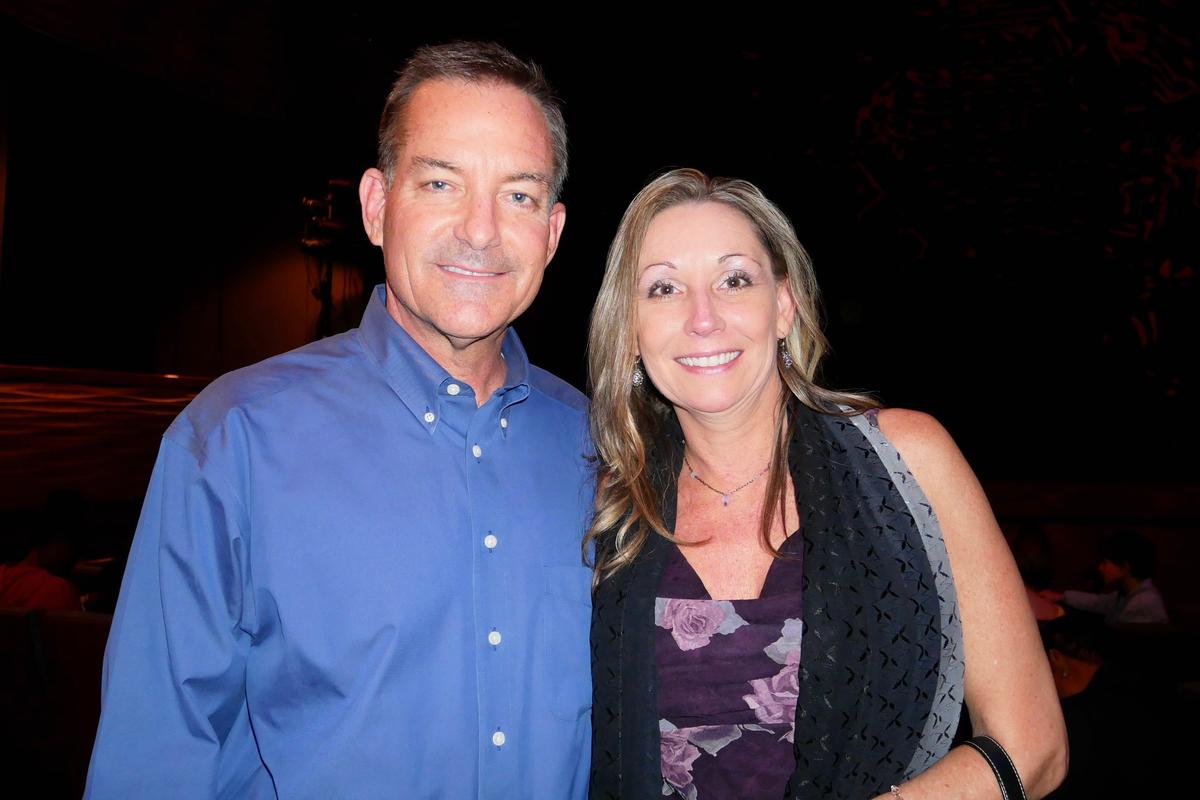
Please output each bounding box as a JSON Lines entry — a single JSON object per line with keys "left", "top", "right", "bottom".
{"left": 434, "top": 340, "right": 509, "bottom": 406}
{"left": 385, "top": 292, "right": 508, "bottom": 406}
{"left": 1120, "top": 575, "right": 1145, "bottom": 595}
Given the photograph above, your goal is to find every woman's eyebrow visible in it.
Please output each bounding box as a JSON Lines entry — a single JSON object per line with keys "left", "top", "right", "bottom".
{"left": 719, "top": 252, "right": 763, "bottom": 266}
{"left": 639, "top": 261, "right": 677, "bottom": 276}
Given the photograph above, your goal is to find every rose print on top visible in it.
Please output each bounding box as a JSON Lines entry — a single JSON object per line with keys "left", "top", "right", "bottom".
{"left": 742, "top": 650, "right": 801, "bottom": 740}
{"left": 655, "top": 598, "right": 748, "bottom": 651}
{"left": 764, "top": 618, "right": 803, "bottom": 665}
{"left": 660, "top": 722, "right": 701, "bottom": 800}
{"left": 656, "top": 541, "right": 804, "bottom": 797}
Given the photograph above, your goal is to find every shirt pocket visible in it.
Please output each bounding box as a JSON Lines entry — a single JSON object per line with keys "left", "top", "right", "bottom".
{"left": 541, "top": 563, "right": 593, "bottom": 720}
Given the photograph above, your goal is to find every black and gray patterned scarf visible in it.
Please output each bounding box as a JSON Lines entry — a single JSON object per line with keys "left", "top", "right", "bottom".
{"left": 590, "top": 401, "right": 963, "bottom": 800}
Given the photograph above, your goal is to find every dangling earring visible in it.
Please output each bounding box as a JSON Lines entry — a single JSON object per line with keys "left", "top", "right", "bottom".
{"left": 778, "top": 339, "right": 794, "bottom": 369}
{"left": 631, "top": 358, "right": 645, "bottom": 388}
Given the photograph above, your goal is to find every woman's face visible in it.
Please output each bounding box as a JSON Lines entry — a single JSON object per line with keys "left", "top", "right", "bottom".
{"left": 635, "top": 202, "right": 794, "bottom": 422}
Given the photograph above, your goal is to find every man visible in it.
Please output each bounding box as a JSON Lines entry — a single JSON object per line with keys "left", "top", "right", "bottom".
{"left": 1061, "top": 529, "right": 1169, "bottom": 625}
{"left": 1042, "top": 529, "right": 1169, "bottom": 626}
{"left": 86, "top": 42, "right": 593, "bottom": 799}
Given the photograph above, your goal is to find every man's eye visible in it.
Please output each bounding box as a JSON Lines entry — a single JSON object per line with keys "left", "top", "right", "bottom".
{"left": 510, "top": 191, "right": 542, "bottom": 209}
{"left": 427, "top": 180, "right": 450, "bottom": 191}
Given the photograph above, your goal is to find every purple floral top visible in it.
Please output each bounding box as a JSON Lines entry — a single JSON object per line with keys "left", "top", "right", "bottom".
{"left": 655, "top": 536, "right": 803, "bottom": 799}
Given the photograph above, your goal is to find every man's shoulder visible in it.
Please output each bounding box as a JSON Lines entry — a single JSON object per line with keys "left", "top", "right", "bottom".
{"left": 167, "top": 330, "right": 363, "bottom": 448}
{"left": 526, "top": 363, "right": 588, "bottom": 418}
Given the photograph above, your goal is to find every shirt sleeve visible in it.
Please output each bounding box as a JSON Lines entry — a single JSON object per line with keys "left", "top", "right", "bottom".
{"left": 85, "top": 436, "right": 262, "bottom": 799}
{"left": 1117, "top": 587, "right": 1169, "bottom": 624}
{"left": 1061, "top": 589, "right": 1119, "bottom": 615}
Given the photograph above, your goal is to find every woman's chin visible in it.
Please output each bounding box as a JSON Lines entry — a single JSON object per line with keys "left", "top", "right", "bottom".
{"left": 658, "top": 372, "right": 783, "bottom": 423}
{"left": 667, "top": 392, "right": 760, "bottom": 421}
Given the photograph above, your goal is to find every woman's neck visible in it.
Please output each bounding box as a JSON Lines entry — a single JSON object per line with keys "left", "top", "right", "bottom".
{"left": 674, "top": 387, "right": 786, "bottom": 486}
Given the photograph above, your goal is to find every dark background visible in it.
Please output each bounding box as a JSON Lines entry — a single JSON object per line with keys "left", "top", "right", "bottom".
{"left": 1, "top": 0, "right": 1196, "bottom": 485}
{"left": 1, "top": 5, "right": 1197, "bottom": 795}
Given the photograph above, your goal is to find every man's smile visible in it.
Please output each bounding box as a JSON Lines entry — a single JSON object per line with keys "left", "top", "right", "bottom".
{"left": 438, "top": 263, "right": 506, "bottom": 278}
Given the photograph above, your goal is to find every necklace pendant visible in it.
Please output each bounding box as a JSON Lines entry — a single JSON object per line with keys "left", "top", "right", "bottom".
{"left": 722, "top": 494, "right": 731, "bottom": 506}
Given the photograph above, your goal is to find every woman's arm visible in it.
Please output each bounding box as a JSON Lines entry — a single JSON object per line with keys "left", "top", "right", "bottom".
{"left": 872, "top": 409, "right": 1068, "bottom": 800}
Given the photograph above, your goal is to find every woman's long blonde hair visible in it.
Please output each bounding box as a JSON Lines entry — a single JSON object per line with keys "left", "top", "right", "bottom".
{"left": 584, "top": 168, "right": 876, "bottom": 583}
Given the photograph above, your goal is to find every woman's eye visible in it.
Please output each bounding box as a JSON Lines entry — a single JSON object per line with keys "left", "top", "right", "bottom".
{"left": 647, "top": 280, "right": 677, "bottom": 298}
{"left": 722, "top": 272, "right": 752, "bottom": 290}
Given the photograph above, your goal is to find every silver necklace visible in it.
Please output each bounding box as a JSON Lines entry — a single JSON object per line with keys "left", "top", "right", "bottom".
{"left": 683, "top": 452, "right": 769, "bottom": 507}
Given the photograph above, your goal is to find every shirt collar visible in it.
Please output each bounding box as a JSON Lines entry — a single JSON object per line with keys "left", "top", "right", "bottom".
{"left": 357, "top": 284, "right": 532, "bottom": 428}
{"left": 1130, "top": 579, "right": 1156, "bottom": 595}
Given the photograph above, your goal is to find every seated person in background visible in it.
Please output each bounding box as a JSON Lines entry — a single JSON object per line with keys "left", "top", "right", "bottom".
{"left": 1012, "top": 523, "right": 1066, "bottom": 621}
{"left": 1041, "top": 529, "right": 1168, "bottom": 625}
{"left": 0, "top": 492, "right": 84, "bottom": 611}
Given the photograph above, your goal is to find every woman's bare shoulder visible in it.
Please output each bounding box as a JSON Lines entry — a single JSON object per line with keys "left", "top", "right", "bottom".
{"left": 873, "top": 408, "right": 963, "bottom": 484}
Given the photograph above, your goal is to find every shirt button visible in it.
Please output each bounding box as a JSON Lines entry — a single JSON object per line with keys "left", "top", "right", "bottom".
{"left": 423, "top": 411, "right": 435, "bottom": 423}
{"left": 492, "top": 731, "right": 506, "bottom": 747}
{"left": 483, "top": 534, "right": 498, "bottom": 549}
{"left": 500, "top": 418, "right": 508, "bottom": 429}
{"left": 446, "top": 383, "right": 461, "bottom": 396}
{"left": 472, "top": 444, "right": 482, "bottom": 458}
{"left": 487, "top": 630, "right": 502, "bottom": 646}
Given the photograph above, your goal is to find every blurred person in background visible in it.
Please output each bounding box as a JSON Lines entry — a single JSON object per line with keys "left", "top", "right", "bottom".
{"left": 0, "top": 490, "right": 84, "bottom": 611}
{"left": 1012, "top": 523, "right": 1066, "bottom": 621}
{"left": 1041, "top": 529, "right": 1168, "bottom": 625}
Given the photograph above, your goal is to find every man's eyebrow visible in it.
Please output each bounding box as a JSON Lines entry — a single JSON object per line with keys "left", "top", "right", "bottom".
{"left": 409, "top": 156, "right": 460, "bottom": 173}
{"left": 506, "top": 171, "right": 551, "bottom": 187}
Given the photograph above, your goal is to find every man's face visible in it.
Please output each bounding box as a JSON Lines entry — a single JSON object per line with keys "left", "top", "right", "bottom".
{"left": 360, "top": 79, "right": 566, "bottom": 353}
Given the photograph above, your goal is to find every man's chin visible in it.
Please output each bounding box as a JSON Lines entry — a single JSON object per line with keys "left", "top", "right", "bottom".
{"left": 442, "top": 332, "right": 504, "bottom": 351}
{"left": 435, "top": 301, "right": 534, "bottom": 343}
{"left": 385, "top": 295, "right": 511, "bottom": 348}
{"left": 433, "top": 317, "right": 512, "bottom": 350}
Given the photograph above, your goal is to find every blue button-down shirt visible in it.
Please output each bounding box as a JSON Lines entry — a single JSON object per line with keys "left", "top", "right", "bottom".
{"left": 86, "top": 286, "right": 595, "bottom": 799}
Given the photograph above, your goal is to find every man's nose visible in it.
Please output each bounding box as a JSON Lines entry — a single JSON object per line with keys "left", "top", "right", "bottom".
{"left": 686, "top": 290, "right": 724, "bottom": 336}
{"left": 455, "top": 193, "right": 501, "bottom": 250}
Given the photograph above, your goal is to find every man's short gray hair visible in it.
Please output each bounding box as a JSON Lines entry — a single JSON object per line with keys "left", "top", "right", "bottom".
{"left": 377, "top": 41, "right": 568, "bottom": 204}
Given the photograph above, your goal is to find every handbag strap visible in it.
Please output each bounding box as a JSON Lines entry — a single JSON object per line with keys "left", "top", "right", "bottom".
{"left": 962, "top": 735, "right": 1027, "bottom": 800}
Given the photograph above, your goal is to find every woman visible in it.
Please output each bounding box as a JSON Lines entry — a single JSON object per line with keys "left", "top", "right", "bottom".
{"left": 586, "top": 169, "right": 1066, "bottom": 799}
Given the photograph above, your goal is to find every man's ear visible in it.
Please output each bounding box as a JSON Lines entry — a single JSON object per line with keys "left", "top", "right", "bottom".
{"left": 543, "top": 201, "right": 567, "bottom": 265}
{"left": 359, "top": 168, "right": 388, "bottom": 246}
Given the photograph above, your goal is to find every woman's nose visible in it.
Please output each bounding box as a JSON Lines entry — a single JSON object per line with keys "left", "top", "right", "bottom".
{"left": 686, "top": 291, "right": 724, "bottom": 336}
